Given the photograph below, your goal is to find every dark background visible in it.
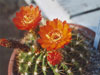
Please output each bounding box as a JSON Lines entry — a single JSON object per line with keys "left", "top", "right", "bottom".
{"left": 0, "top": 0, "right": 27, "bottom": 75}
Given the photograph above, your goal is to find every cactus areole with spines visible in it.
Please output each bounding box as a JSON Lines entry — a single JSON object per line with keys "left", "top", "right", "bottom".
{"left": 0, "top": 5, "right": 92, "bottom": 75}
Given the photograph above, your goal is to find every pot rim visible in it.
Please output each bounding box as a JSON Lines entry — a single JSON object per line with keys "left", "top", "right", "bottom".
{"left": 8, "top": 49, "right": 18, "bottom": 75}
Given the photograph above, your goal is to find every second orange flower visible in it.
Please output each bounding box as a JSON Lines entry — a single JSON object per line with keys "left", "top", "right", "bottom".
{"left": 38, "top": 19, "right": 72, "bottom": 51}
{"left": 13, "top": 5, "right": 41, "bottom": 31}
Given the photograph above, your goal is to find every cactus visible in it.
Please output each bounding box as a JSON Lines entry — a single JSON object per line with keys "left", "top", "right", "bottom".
{"left": 0, "top": 5, "right": 92, "bottom": 75}
{"left": 14, "top": 28, "right": 90, "bottom": 75}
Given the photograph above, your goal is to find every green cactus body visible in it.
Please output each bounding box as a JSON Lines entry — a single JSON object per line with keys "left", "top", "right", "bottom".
{"left": 42, "top": 55, "right": 47, "bottom": 75}
{"left": 61, "top": 63, "right": 73, "bottom": 75}
{"left": 48, "top": 62, "right": 60, "bottom": 75}
{"left": 34, "top": 53, "right": 43, "bottom": 75}
{"left": 15, "top": 29, "right": 90, "bottom": 75}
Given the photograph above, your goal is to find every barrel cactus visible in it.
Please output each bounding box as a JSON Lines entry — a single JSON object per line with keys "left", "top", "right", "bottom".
{"left": 0, "top": 5, "right": 91, "bottom": 75}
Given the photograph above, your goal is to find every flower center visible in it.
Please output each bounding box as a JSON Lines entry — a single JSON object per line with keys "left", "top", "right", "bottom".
{"left": 51, "top": 33, "right": 61, "bottom": 41}
{"left": 46, "top": 29, "right": 62, "bottom": 42}
{"left": 23, "top": 15, "right": 34, "bottom": 24}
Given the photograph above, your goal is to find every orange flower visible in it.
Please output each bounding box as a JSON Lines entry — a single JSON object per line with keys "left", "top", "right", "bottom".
{"left": 38, "top": 19, "right": 72, "bottom": 51}
{"left": 13, "top": 5, "right": 41, "bottom": 30}
{"left": 47, "top": 51, "right": 62, "bottom": 66}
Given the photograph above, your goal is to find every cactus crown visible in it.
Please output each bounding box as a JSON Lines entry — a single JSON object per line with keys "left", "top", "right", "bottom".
{"left": 0, "top": 5, "right": 92, "bottom": 75}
